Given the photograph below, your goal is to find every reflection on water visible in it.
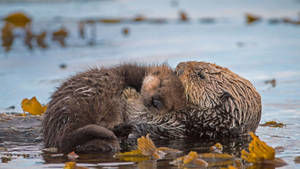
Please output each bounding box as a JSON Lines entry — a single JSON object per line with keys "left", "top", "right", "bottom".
{"left": 0, "top": 0, "right": 300, "bottom": 168}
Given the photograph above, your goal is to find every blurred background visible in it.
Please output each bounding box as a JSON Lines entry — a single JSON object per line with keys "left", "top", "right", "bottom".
{"left": 0, "top": 0, "right": 300, "bottom": 168}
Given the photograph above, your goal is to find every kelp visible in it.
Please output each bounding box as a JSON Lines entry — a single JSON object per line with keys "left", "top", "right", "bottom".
{"left": 52, "top": 27, "right": 68, "bottom": 47}
{"left": 260, "top": 121, "right": 285, "bottom": 128}
{"left": 64, "top": 162, "right": 88, "bottom": 169}
{"left": 21, "top": 97, "right": 47, "bottom": 116}
{"left": 115, "top": 134, "right": 181, "bottom": 162}
{"left": 209, "top": 142, "right": 223, "bottom": 153}
{"left": 221, "top": 165, "right": 237, "bottom": 169}
{"left": 241, "top": 132, "right": 286, "bottom": 167}
{"left": 1, "top": 23, "right": 14, "bottom": 52}
{"left": 4, "top": 12, "right": 31, "bottom": 28}
{"left": 246, "top": 13, "right": 261, "bottom": 24}
{"left": 170, "top": 151, "right": 208, "bottom": 168}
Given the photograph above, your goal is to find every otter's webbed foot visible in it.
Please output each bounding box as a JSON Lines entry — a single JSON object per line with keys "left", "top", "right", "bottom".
{"left": 61, "top": 124, "right": 120, "bottom": 153}
{"left": 75, "top": 139, "right": 120, "bottom": 153}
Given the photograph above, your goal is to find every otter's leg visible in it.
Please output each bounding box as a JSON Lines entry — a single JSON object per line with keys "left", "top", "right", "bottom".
{"left": 75, "top": 138, "right": 120, "bottom": 153}
{"left": 60, "top": 124, "right": 120, "bottom": 153}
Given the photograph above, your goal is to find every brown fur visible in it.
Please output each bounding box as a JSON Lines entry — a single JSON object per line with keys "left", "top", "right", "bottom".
{"left": 133, "top": 61, "right": 261, "bottom": 139}
{"left": 42, "top": 63, "right": 185, "bottom": 153}
{"left": 141, "top": 65, "right": 186, "bottom": 115}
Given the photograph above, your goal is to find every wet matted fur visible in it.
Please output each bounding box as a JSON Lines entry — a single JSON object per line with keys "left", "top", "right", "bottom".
{"left": 42, "top": 63, "right": 185, "bottom": 153}
{"left": 133, "top": 61, "right": 261, "bottom": 139}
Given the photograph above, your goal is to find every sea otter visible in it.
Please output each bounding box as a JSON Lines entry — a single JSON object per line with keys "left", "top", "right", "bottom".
{"left": 42, "top": 63, "right": 186, "bottom": 153}
{"left": 132, "top": 61, "right": 261, "bottom": 139}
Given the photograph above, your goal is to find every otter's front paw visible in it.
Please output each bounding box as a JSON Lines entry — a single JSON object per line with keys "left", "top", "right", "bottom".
{"left": 113, "top": 123, "right": 134, "bottom": 139}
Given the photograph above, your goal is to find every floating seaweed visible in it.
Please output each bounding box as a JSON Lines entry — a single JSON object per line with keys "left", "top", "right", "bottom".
{"left": 241, "top": 132, "right": 287, "bottom": 167}
{"left": 99, "top": 18, "right": 122, "bottom": 23}
{"left": 64, "top": 161, "right": 88, "bottom": 169}
{"left": 115, "top": 134, "right": 181, "bottom": 162}
{"left": 264, "top": 79, "right": 276, "bottom": 88}
{"left": 179, "top": 11, "right": 189, "bottom": 21}
{"left": 260, "top": 121, "right": 285, "bottom": 128}
{"left": 246, "top": 13, "right": 261, "bottom": 24}
{"left": 170, "top": 151, "right": 208, "bottom": 168}
{"left": 221, "top": 165, "right": 237, "bottom": 169}
{"left": 1, "top": 23, "right": 14, "bottom": 52}
{"left": 199, "top": 153, "right": 234, "bottom": 159}
{"left": 122, "top": 27, "right": 129, "bottom": 36}
{"left": 133, "top": 15, "right": 146, "bottom": 22}
{"left": 282, "top": 17, "right": 300, "bottom": 25}
{"left": 36, "top": 31, "right": 48, "bottom": 49}
{"left": 52, "top": 27, "right": 68, "bottom": 47}
{"left": 3, "top": 12, "right": 31, "bottom": 28}
{"left": 295, "top": 156, "right": 300, "bottom": 163}
{"left": 21, "top": 96, "right": 47, "bottom": 116}
{"left": 209, "top": 143, "right": 223, "bottom": 153}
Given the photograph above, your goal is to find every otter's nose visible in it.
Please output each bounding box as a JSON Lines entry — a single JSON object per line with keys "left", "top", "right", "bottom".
{"left": 151, "top": 94, "right": 163, "bottom": 109}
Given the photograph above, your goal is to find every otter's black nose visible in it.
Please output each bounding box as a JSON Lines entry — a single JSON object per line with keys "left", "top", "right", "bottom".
{"left": 151, "top": 94, "right": 163, "bottom": 109}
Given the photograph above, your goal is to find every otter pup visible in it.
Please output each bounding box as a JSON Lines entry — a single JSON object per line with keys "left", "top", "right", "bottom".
{"left": 42, "top": 63, "right": 186, "bottom": 153}
{"left": 141, "top": 65, "right": 186, "bottom": 115}
{"left": 133, "top": 61, "right": 261, "bottom": 139}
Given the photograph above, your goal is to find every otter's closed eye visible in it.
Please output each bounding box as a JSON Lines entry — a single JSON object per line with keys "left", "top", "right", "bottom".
{"left": 197, "top": 71, "right": 206, "bottom": 79}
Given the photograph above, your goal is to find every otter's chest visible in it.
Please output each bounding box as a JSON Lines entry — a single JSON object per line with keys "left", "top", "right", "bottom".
{"left": 180, "top": 107, "right": 238, "bottom": 138}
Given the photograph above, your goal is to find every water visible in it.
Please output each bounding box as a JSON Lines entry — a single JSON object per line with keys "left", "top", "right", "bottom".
{"left": 0, "top": 0, "right": 300, "bottom": 168}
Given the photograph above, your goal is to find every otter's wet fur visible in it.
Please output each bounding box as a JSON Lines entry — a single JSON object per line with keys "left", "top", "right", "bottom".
{"left": 42, "top": 63, "right": 185, "bottom": 153}
{"left": 133, "top": 61, "right": 261, "bottom": 139}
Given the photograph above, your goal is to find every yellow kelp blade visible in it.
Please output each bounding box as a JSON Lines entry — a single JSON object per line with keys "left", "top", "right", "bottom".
{"left": 209, "top": 142, "right": 224, "bottom": 153}
{"left": 241, "top": 132, "right": 286, "bottom": 167}
{"left": 156, "top": 147, "right": 182, "bottom": 154}
{"left": 199, "top": 153, "right": 234, "bottom": 159}
{"left": 170, "top": 151, "right": 208, "bottom": 168}
{"left": 63, "top": 161, "right": 88, "bottom": 169}
{"left": 21, "top": 97, "right": 47, "bottom": 115}
{"left": 4, "top": 12, "right": 31, "bottom": 28}
{"left": 260, "top": 121, "right": 285, "bottom": 128}
{"left": 64, "top": 162, "right": 76, "bottom": 169}
{"left": 221, "top": 165, "right": 237, "bottom": 169}
{"left": 138, "top": 134, "right": 157, "bottom": 156}
{"left": 114, "top": 150, "right": 150, "bottom": 162}
{"left": 183, "top": 151, "right": 198, "bottom": 164}
{"left": 116, "top": 150, "right": 143, "bottom": 156}
{"left": 115, "top": 134, "right": 181, "bottom": 162}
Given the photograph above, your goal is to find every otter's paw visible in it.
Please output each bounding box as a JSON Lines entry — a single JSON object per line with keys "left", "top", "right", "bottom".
{"left": 113, "top": 123, "right": 134, "bottom": 139}
{"left": 75, "top": 139, "right": 120, "bottom": 153}
{"left": 60, "top": 125, "right": 120, "bottom": 153}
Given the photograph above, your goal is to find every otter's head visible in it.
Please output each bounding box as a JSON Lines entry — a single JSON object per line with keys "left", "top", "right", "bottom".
{"left": 175, "top": 61, "right": 236, "bottom": 110}
{"left": 141, "top": 65, "right": 186, "bottom": 114}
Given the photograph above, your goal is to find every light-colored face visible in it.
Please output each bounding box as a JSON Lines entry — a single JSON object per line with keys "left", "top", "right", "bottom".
{"left": 141, "top": 65, "right": 186, "bottom": 114}
{"left": 175, "top": 61, "right": 225, "bottom": 109}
